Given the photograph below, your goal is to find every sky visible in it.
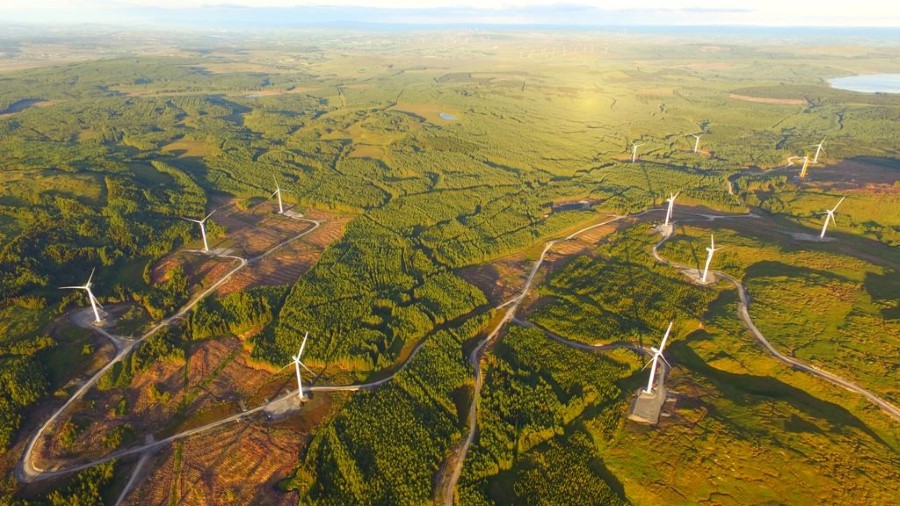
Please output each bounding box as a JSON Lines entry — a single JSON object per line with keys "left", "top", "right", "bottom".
{"left": 1, "top": 0, "right": 898, "bottom": 27}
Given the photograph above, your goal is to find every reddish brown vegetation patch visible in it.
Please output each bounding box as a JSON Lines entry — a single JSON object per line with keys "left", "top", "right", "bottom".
{"left": 216, "top": 208, "right": 351, "bottom": 295}
{"left": 458, "top": 257, "right": 530, "bottom": 305}
{"left": 803, "top": 159, "right": 900, "bottom": 192}
{"left": 128, "top": 424, "right": 302, "bottom": 506}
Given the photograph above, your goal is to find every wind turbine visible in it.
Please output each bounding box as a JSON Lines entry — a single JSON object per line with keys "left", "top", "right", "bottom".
{"left": 60, "top": 268, "right": 103, "bottom": 324}
{"left": 799, "top": 155, "right": 811, "bottom": 179}
{"left": 631, "top": 142, "right": 644, "bottom": 163}
{"left": 812, "top": 137, "right": 826, "bottom": 163}
{"left": 689, "top": 134, "right": 702, "bottom": 153}
{"left": 664, "top": 192, "right": 679, "bottom": 226}
{"left": 183, "top": 210, "right": 215, "bottom": 252}
{"left": 271, "top": 174, "right": 284, "bottom": 214}
{"left": 701, "top": 234, "right": 719, "bottom": 283}
{"left": 820, "top": 196, "right": 845, "bottom": 240}
{"left": 286, "top": 332, "right": 314, "bottom": 400}
{"left": 643, "top": 321, "right": 674, "bottom": 394}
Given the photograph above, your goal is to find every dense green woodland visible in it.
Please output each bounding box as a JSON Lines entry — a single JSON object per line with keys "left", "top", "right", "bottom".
{"left": 0, "top": 30, "right": 898, "bottom": 504}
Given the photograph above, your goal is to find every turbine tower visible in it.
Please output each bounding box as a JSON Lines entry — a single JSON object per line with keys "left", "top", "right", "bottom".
{"left": 820, "top": 196, "right": 845, "bottom": 240}
{"left": 664, "top": 192, "right": 679, "bottom": 226}
{"left": 271, "top": 175, "right": 284, "bottom": 214}
{"left": 60, "top": 268, "right": 103, "bottom": 323}
{"left": 690, "top": 134, "right": 702, "bottom": 153}
{"left": 812, "top": 137, "right": 826, "bottom": 163}
{"left": 184, "top": 210, "right": 215, "bottom": 252}
{"left": 287, "top": 332, "right": 314, "bottom": 400}
{"left": 799, "top": 155, "right": 811, "bottom": 179}
{"left": 644, "top": 321, "right": 674, "bottom": 394}
{"left": 631, "top": 142, "right": 644, "bottom": 163}
{"left": 701, "top": 234, "right": 719, "bottom": 283}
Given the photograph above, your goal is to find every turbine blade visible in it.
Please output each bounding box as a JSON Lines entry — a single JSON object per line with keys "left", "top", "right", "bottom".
{"left": 277, "top": 363, "right": 292, "bottom": 373}
{"left": 832, "top": 196, "right": 845, "bottom": 212}
{"left": 59, "top": 286, "right": 84, "bottom": 290}
{"left": 299, "top": 362, "right": 315, "bottom": 375}
{"left": 660, "top": 321, "right": 674, "bottom": 351}
{"left": 271, "top": 190, "right": 279, "bottom": 198}
{"left": 204, "top": 209, "right": 216, "bottom": 221}
{"left": 298, "top": 331, "right": 309, "bottom": 358}
{"left": 710, "top": 234, "right": 714, "bottom": 250}
{"left": 87, "top": 267, "right": 95, "bottom": 285}
{"left": 660, "top": 354, "right": 672, "bottom": 368}
{"left": 88, "top": 291, "right": 103, "bottom": 309}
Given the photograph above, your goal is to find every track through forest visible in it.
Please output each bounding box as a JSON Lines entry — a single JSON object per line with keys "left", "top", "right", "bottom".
{"left": 17, "top": 207, "right": 899, "bottom": 506}
{"left": 17, "top": 217, "right": 321, "bottom": 483}
{"left": 435, "top": 208, "right": 900, "bottom": 505}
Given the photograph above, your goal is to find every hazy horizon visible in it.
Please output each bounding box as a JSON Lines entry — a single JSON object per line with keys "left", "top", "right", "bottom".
{"left": 1, "top": 0, "right": 899, "bottom": 29}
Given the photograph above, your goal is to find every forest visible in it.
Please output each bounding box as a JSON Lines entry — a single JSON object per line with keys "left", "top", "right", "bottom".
{"left": 1, "top": 27, "right": 898, "bottom": 504}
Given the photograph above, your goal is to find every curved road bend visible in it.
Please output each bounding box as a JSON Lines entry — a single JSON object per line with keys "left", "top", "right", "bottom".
{"left": 18, "top": 220, "right": 321, "bottom": 483}
{"left": 23, "top": 208, "right": 897, "bottom": 499}
{"left": 651, "top": 232, "right": 900, "bottom": 422}
{"left": 436, "top": 213, "right": 645, "bottom": 505}
{"left": 437, "top": 209, "right": 898, "bottom": 505}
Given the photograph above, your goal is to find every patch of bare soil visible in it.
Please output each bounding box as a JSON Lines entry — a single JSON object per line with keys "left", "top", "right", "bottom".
{"left": 126, "top": 423, "right": 302, "bottom": 506}
{"left": 803, "top": 158, "right": 900, "bottom": 192}
{"left": 458, "top": 256, "right": 531, "bottom": 306}
{"left": 729, "top": 93, "right": 806, "bottom": 105}
{"left": 216, "top": 208, "right": 351, "bottom": 295}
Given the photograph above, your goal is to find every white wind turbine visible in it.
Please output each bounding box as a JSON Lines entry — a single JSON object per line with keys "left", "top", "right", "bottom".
{"left": 631, "top": 142, "right": 644, "bottom": 163}
{"left": 184, "top": 210, "right": 215, "bottom": 252}
{"left": 643, "top": 321, "right": 674, "bottom": 394}
{"left": 60, "top": 268, "right": 103, "bottom": 324}
{"left": 812, "top": 137, "right": 826, "bottom": 163}
{"left": 271, "top": 174, "right": 285, "bottom": 214}
{"left": 690, "top": 134, "right": 702, "bottom": 153}
{"left": 819, "top": 196, "right": 845, "bottom": 240}
{"left": 701, "top": 234, "right": 719, "bottom": 283}
{"left": 286, "top": 332, "right": 314, "bottom": 400}
{"left": 664, "top": 192, "right": 679, "bottom": 226}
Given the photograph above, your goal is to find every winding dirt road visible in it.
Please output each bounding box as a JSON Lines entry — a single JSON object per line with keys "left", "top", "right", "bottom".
{"left": 435, "top": 213, "right": 641, "bottom": 505}
{"left": 17, "top": 218, "right": 320, "bottom": 484}
{"left": 652, "top": 232, "right": 900, "bottom": 422}
{"left": 435, "top": 209, "right": 899, "bottom": 505}
{"left": 18, "top": 206, "right": 898, "bottom": 506}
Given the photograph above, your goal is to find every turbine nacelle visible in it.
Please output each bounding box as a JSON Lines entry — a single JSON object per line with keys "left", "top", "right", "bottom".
{"left": 643, "top": 321, "right": 674, "bottom": 393}
{"left": 286, "top": 331, "right": 314, "bottom": 399}
{"left": 819, "top": 197, "right": 845, "bottom": 239}
{"left": 59, "top": 268, "right": 103, "bottom": 323}
{"left": 185, "top": 209, "right": 216, "bottom": 224}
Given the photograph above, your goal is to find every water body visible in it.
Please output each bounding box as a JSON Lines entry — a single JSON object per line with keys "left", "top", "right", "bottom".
{"left": 0, "top": 98, "right": 43, "bottom": 114}
{"left": 439, "top": 112, "right": 457, "bottom": 120}
{"left": 828, "top": 74, "right": 900, "bottom": 93}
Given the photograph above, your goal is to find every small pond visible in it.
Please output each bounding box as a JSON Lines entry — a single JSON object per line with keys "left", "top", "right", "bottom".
{"left": 828, "top": 74, "right": 900, "bottom": 93}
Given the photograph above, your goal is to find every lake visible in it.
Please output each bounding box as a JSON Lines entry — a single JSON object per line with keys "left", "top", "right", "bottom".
{"left": 828, "top": 74, "right": 900, "bottom": 93}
